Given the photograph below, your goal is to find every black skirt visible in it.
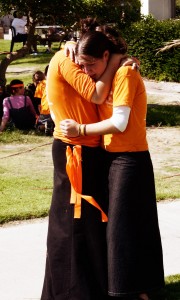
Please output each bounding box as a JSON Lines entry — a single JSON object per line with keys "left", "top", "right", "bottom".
{"left": 107, "top": 151, "right": 165, "bottom": 297}
{"left": 41, "top": 139, "right": 109, "bottom": 300}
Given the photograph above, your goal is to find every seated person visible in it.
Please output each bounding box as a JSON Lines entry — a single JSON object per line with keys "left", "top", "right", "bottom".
{"left": 25, "top": 70, "right": 45, "bottom": 114}
{"left": 35, "top": 65, "right": 54, "bottom": 135}
{"left": 0, "top": 79, "right": 36, "bottom": 133}
{"left": 11, "top": 11, "right": 37, "bottom": 52}
{"left": 45, "top": 27, "right": 63, "bottom": 53}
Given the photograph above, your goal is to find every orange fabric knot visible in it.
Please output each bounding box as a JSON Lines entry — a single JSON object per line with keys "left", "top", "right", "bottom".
{"left": 66, "top": 145, "right": 108, "bottom": 222}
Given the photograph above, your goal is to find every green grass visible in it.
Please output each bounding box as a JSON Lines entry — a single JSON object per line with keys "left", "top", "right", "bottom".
{"left": 155, "top": 174, "right": 180, "bottom": 200}
{"left": 0, "top": 176, "right": 52, "bottom": 223}
{"left": 0, "top": 127, "right": 52, "bottom": 143}
{"left": 0, "top": 129, "right": 53, "bottom": 224}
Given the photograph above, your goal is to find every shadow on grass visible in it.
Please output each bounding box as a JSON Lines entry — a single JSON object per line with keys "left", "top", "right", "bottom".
{"left": 164, "top": 275, "right": 180, "bottom": 300}
{"left": 148, "top": 275, "right": 180, "bottom": 300}
{"left": 147, "top": 104, "right": 180, "bottom": 127}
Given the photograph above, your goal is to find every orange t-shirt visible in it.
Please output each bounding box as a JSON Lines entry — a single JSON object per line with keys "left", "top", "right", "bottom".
{"left": 47, "top": 50, "right": 100, "bottom": 147}
{"left": 98, "top": 66, "right": 148, "bottom": 152}
{"left": 34, "top": 79, "right": 50, "bottom": 115}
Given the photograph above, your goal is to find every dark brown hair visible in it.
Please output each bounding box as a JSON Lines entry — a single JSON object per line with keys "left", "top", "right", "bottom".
{"left": 80, "top": 17, "right": 100, "bottom": 34}
{"left": 76, "top": 28, "right": 127, "bottom": 59}
{"left": 10, "top": 79, "right": 24, "bottom": 95}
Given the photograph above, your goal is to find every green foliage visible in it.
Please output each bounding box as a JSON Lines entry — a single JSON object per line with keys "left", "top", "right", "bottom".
{"left": 176, "top": 0, "right": 180, "bottom": 17}
{"left": 3, "top": 1, "right": 179, "bottom": 82}
{"left": 123, "top": 16, "right": 180, "bottom": 82}
{"left": 82, "top": 0, "right": 141, "bottom": 28}
{"left": 0, "top": 0, "right": 141, "bottom": 28}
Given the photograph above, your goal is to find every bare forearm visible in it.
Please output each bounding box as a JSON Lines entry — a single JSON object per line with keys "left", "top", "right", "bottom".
{"left": 0, "top": 119, "right": 8, "bottom": 132}
{"left": 91, "top": 54, "right": 124, "bottom": 104}
{"left": 60, "top": 118, "right": 119, "bottom": 137}
{"left": 85, "top": 119, "right": 119, "bottom": 135}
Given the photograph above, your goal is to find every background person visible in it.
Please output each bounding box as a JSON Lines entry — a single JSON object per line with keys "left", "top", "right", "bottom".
{"left": 35, "top": 65, "right": 54, "bottom": 135}
{"left": 44, "top": 27, "right": 63, "bottom": 53}
{"left": 11, "top": 11, "right": 27, "bottom": 44}
{"left": 0, "top": 79, "right": 36, "bottom": 133}
{"left": 60, "top": 29, "right": 165, "bottom": 300}
{"left": 11, "top": 11, "right": 37, "bottom": 53}
{"left": 25, "top": 70, "right": 45, "bottom": 114}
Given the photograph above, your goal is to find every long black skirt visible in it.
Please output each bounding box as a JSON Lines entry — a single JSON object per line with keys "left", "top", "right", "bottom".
{"left": 41, "top": 139, "right": 109, "bottom": 300}
{"left": 106, "top": 151, "right": 165, "bottom": 298}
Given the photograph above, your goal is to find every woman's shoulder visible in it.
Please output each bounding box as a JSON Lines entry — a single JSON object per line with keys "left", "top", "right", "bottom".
{"left": 52, "top": 50, "right": 75, "bottom": 66}
{"left": 3, "top": 96, "right": 10, "bottom": 103}
{"left": 116, "top": 65, "right": 141, "bottom": 79}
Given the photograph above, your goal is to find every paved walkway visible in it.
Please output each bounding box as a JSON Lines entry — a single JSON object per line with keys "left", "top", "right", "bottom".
{"left": 0, "top": 199, "right": 180, "bottom": 300}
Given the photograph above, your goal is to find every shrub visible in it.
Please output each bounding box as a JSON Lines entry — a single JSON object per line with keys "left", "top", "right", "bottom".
{"left": 122, "top": 15, "right": 180, "bottom": 82}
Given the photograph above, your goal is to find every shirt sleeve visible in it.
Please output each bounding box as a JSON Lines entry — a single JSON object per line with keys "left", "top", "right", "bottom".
{"left": 113, "top": 67, "right": 139, "bottom": 108}
{"left": 2, "top": 98, "right": 10, "bottom": 120}
{"left": 34, "top": 82, "right": 44, "bottom": 98}
{"left": 59, "top": 56, "right": 96, "bottom": 102}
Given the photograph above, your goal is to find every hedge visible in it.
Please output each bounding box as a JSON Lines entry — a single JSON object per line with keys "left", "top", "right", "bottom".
{"left": 122, "top": 15, "right": 180, "bottom": 82}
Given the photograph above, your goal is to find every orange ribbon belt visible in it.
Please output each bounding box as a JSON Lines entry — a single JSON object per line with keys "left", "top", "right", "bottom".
{"left": 66, "top": 145, "right": 108, "bottom": 222}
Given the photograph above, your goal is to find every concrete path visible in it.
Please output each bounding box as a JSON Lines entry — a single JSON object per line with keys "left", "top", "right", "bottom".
{"left": 0, "top": 199, "right": 180, "bottom": 300}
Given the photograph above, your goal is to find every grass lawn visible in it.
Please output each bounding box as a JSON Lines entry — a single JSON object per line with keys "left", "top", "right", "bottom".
{"left": 0, "top": 131, "right": 53, "bottom": 224}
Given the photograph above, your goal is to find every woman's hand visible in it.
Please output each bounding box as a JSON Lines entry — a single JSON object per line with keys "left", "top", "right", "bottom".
{"left": 64, "top": 41, "right": 77, "bottom": 63}
{"left": 60, "top": 119, "right": 80, "bottom": 137}
{"left": 121, "top": 56, "right": 140, "bottom": 70}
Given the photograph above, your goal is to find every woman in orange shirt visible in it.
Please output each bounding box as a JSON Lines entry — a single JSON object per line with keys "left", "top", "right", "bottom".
{"left": 60, "top": 29, "right": 165, "bottom": 300}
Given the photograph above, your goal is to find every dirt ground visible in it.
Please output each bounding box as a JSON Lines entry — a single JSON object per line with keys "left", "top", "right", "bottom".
{"left": 144, "top": 78, "right": 180, "bottom": 104}
{"left": 144, "top": 79, "right": 180, "bottom": 174}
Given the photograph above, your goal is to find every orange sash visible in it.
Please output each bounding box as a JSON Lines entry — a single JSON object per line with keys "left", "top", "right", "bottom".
{"left": 66, "top": 145, "right": 108, "bottom": 222}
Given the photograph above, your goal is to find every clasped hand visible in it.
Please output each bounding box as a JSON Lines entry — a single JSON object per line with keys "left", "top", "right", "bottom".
{"left": 60, "top": 119, "right": 80, "bottom": 137}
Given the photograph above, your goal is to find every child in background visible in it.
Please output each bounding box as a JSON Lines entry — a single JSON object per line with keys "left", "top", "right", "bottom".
{"left": 35, "top": 65, "right": 54, "bottom": 135}
{"left": 25, "top": 70, "right": 45, "bottom": 115}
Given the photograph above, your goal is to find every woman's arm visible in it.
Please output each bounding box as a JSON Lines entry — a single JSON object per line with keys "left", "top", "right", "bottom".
{"left": 63, "top": 42, "right": 139, "bottom": 104}
{"left": 60, "top": 106, "right": 131, "bottom": 137}
{"left": 0, "top": 118, "right": 8, "bottom": 133}
{"left": 60, "top": 52, "right": 122, "bottom": 104}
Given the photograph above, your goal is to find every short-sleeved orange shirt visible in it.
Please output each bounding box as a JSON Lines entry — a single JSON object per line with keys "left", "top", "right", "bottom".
{"left": 98, "top": 66, "right": 148, "bottom": 152}
{"left": 34, "top": 80, "right": 50, "bottom": 115}
{"left": 47, "top": 50, "right": 100, "bottom": 147}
